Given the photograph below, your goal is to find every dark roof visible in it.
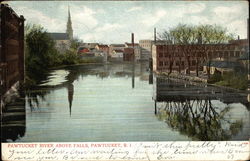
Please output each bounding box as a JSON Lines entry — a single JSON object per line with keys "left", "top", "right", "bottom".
{"left": 114, "top": 49, "right": 124, "bottom": 52}
{"left": 205, "top": 61, "right": 241, "bottom": 69}
{"left": 48, "top": 33, "right": 69, "bottom": 40}
{"left": 97, "top": 45, "right": 109, "bottom": 48}
{"left": 125, "top": 42, "right": 139, "bottom": 46}
{"left": 110, "top": 44, "right": 126, "bottom": 47}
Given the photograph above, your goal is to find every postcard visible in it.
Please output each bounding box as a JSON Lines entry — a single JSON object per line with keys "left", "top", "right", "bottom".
{"left": 1, "top": 0, "right": 249, "bottom": 160}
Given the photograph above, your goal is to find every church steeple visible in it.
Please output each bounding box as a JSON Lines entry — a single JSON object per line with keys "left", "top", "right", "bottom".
{"left": 66, "top": 6, "right": 73, "bottom": 40}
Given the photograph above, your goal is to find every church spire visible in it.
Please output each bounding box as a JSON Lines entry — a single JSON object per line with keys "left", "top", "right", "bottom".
{"left": 66, "top": 6, "right": 73, "bottom": 40}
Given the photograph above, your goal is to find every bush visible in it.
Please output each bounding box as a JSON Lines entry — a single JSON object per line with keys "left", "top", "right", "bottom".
{"left": 207, "top": 69, "right": 222, "bottom": 83}
{"left": 60, "top": 50, "right": 79, "bottom": 65}
{"left": 214, "top": 72, "right": 248, "bottom": 90}
{"left": 25, "top": 25, "right": 60, "bottom": 80}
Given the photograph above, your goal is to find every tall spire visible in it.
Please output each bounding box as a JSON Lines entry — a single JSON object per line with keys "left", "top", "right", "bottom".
{"left": 66, "top": 5, "right": 73, "bottom": 40}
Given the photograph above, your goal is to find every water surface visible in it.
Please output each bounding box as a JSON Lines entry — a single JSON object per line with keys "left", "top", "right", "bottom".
{"left": 2, "top": 63, "right": 249, "bottom": 142}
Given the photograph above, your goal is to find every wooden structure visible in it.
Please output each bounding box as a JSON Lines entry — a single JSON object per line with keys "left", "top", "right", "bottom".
{"left": 0, "top": 4, "right": 25, "bottom": 97}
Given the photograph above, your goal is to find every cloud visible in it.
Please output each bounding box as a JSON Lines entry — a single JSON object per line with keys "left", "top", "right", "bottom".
{"left": 183, "top": 3, "right": 206, "bottom": 14}
{"left": 12, "top": 6, "right": 65, "bottom": 32}
{"left": 212, "top": 5, "right": 244, "bottom": 22}
{"left": 127, "top": 6, "right": 142, "bottom": 12}
{"left": 71, "top": 5, "right": 98, "bottom": 30}
{"left": 141, "top": 9, "right": 167, "bottom": 27}
{"left": 95, "top": 23, "right": 123, "bottom": 32}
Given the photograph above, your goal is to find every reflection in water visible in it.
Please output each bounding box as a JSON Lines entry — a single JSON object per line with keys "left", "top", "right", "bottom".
{"left": 154, "top": 77, "right": 249, "bottom": 140}
{"left": 2, "top": 63, "right": 249, "bottom": 142}
{"left": 132, "top": 63, "right": 135, "bottom": 88}
{"left": 67, "top": 83, "right": 74, "bottom": 116}
{"left": 158, "top": 99, "right": 243, "bottom": 140}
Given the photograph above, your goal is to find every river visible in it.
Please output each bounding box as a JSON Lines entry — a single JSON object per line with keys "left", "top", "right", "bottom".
{"left": 2, "top": 62, "right": 250, "bottom": 142}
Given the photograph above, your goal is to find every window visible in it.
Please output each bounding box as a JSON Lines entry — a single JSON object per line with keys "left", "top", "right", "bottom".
{"left": 159, "top": 61, "right": 163, "bottom": 66}
{"left": 230, "top": 51, "right": 234, "bottom": 57}
{"left": 192, "top": 60, "right": 196, "bottom": 65}
{"left": 159, "top": 52, "right": 163, "bottom": 57}
{"left": 236, "top": 51, "right": 240, "bottom": 57}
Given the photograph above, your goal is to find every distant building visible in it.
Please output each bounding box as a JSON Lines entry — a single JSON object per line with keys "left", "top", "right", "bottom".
{"left": 125, "top": 42, "right": 140, "bottom": 61}
{"left": 81, "top": 43, "right": 99, "bottom": 50}
{"left": 95, "top": 44, "right": 109, "bottom": 53}
{"left": 95, "top": 44, "right": 109, "bottom": 62}
{"left": 203, "top": 61, "right": 241, "bottom": 75}
{"left": 123, "top": 48, "right": 134, "bottom": 61}
{"left": 48, "top": 33, "right": 71, "bottom": 53}
{"left": 109, "top": 44, "right": 126, "bottom": 57}
{"left": 110, "top": 49, "right": 123, "bottom": 61}
{"left": 48, "top": 6, "right": 73, "bottom": 53}
{"left": 152, "top": 42, "right": 246, "bottom": 73}
{"left": 66, "top": 6, "right": 73, "bottom": 40}
{"left": 139, "top": 40, "right": 152, "bottom": 61}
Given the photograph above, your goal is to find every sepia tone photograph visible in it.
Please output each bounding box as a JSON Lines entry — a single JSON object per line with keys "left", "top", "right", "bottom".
{"left": 0, "top": 0, "right": 249, "bottom": 154}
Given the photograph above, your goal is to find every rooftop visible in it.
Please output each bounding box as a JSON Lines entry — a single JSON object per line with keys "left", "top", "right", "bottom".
{"left": 110, "top": 44, "right": 126, "bottom": 47}
{"left": 48, "top": 33, "right": 69, "bottom": 40}
{"left": 205, "top": 61, "right": 241, "bottom": 69}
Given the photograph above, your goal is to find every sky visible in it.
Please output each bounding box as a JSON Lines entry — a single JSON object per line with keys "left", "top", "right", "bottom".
{"left": 6, "top": 1, "right": 249, "bottom": 44}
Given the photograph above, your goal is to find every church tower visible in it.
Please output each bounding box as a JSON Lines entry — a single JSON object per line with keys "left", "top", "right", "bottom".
{"left": 66, "top": 6, "right": 73, "bottom": 40}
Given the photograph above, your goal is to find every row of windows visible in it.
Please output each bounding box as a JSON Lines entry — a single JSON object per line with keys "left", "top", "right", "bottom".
{"left": 159, "top": 60, "right": 197, "bottom": 67}
{"left": 158, "top": 51, "right": 242, "bottom": 58}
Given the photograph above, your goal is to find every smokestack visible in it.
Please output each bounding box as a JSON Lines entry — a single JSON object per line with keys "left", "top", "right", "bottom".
{"left": 248, "top": 18, "right": 249, "bottom": 41}
{"left": 238, "top": 35, "right": 240, "bottom": 40}
{"left": 131, "top": 33, "right": 134, "bottom": 45}
{"left": 131, "top": 33, "right": 134, "bottom": 61}
{"left": 154, "top": 28, "right": 156, "bottom": 44}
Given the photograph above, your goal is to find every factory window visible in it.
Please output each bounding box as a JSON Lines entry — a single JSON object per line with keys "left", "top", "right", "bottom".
{"left": 159, "top": 61, "right": 163, "bottom": 66}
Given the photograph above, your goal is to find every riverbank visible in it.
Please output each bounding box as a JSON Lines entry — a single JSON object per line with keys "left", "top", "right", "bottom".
{"left": 157, "top": 71, "right": 248, "bottom": 93}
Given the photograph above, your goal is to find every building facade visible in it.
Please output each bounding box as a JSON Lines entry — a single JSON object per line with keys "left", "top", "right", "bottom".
{"left": 152, "top": 42, "right": 247, "bottom": 73}
{"left": 109, "top": 44, "right": 126, "bottom": 57}
{"left": 48, "top": 33, "right": 71, "bottom": 53}
{"left": 123, "top": 48, "right": 134, "bottom": 61}
{"left": 48, "top": 7, "right": 73, "bottom": 53}
{"left": 139, "top": 40, "right": 152, "bottom": 61}
{"left": 125, "top": 43, "right": 140, "bottom": 61}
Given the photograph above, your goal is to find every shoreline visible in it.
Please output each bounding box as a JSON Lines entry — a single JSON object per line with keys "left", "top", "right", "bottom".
{"left": 157, "top": 71, "right": 248, "bottom": 94}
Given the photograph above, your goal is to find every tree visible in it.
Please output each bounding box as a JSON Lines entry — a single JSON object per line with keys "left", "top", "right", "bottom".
{"left": 160, "top": 24, "right": 234, "bottom": 77}
{"left": 25, "top": 24, "right": 59, "bottom": 81}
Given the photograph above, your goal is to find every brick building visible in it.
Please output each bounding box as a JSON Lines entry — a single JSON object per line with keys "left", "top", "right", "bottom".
{"left": 109, "top": 44, "right": 125, "bottom": 57}
{"left": 123, "top": 48, "right": 134, "bottom": 61}
{"left": 152, "top": 42, "right": 247, "bottom": 73}
{"left": 125, "top": 43, "right": 140, "bottom": 61}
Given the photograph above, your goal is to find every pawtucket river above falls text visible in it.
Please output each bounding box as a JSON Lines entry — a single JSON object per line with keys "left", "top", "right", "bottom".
{"left": 2, "top": 62, "right": 250, "bottom": 142}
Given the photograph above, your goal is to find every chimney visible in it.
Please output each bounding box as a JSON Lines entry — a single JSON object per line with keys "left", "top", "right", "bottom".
{"left": 154, "top": 28, "right": 156, "bottom": 44}
{"left": 248, "top": 18, "right": 249, "bottom": 41}
{"left": 238, "top": 35, "right": 240, "bottom": 40}
{"left": 131, "top": 33, "right": 134, "bottom": 61}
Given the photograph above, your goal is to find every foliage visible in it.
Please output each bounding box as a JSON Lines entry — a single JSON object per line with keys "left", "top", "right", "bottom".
{"left": 70, "top": 38, "right": 82, "bottom": 50}
{"left": 207, "top": 69, "right": 222, "bottom": 83}
{"left": 159, "top": 23, "right": 234, "bottom": 77}
{"left": 59, "top": 49, "right": 79, "bottom": 65}
{"left": 160, "top": 23, "right": 234, "bottom": 45}
{"left": 214, "top": 72, "right": 248, "bottom": 90}
{"left": 25, "top": 24, "right": 60, "bottom": 80}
